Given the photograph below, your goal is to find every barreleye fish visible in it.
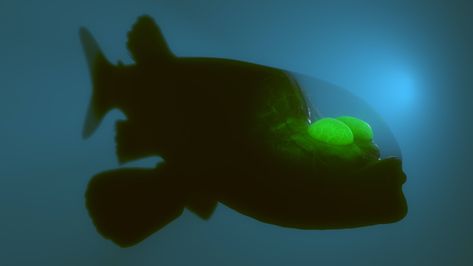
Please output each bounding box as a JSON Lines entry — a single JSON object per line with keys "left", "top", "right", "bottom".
{"left": 80, "top": 15, "right": 407, "bottom": 247}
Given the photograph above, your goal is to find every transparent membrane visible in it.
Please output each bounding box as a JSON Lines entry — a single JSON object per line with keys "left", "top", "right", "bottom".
{"left": 291, "top": 72, "right": 402, "bottom": 159}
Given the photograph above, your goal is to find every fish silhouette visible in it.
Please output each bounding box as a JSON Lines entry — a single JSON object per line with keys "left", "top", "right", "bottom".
{"left": 80, "top": 15, "right": 407, "bottom": 247}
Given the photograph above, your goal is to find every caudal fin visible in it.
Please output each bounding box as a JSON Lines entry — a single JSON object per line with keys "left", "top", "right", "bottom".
{"left": 85, "top": 165, "right": 185, "bottom": 247}
{"left": 79, "top": 27, "right": 115, "bottom": 139}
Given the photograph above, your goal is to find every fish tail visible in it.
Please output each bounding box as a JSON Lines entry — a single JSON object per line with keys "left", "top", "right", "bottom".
{"left": 85, "top": 164, "right": 185, "bottom": 247}
{"left": 79, "top": 27, "right": 115, "bottom": 139}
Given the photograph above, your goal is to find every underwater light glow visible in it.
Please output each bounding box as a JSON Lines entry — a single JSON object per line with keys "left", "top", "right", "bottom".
{"left": 361, "top": 67, "right": 417, "bottom": 120}
{"left": 385, "top": 70, "right": 415, "bottom": 107}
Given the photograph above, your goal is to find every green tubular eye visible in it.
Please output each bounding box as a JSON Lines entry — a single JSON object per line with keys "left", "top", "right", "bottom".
{"left": 308, "top": 118, "right": 354, "bottom": 145}
{"left": 336, "top": 116, "right": 373, "bottom": 141}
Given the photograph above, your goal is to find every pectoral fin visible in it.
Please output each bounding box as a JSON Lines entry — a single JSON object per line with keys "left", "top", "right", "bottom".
{"left": 86, "top": 165, "right": 185, "bottom": 247}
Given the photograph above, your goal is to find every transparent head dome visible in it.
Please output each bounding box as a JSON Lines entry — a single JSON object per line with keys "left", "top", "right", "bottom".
{"left": 290, "top": 72, "right": 402, "bottom": 159}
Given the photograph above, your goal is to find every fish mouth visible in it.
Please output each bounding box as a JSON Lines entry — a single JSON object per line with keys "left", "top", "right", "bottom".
{"left": 317, "top": 156, "right": 408, "bottom": 226}
{"left": 359, "top": 157, "right": 407, "bottom": 185}
{"left": 301, "top": 156, "right": 408, "bottom": 228}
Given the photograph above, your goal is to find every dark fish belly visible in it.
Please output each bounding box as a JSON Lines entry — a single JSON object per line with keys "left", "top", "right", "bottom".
{"left": 218, "top": 157, "right": 407, "bottom": 229}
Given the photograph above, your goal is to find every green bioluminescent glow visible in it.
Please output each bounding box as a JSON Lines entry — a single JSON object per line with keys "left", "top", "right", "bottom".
{"left": 308, "top": 118, "right": 354, "bottom": 145}
{"left": 336, "top": 116, "right": 373, "bottom": 141}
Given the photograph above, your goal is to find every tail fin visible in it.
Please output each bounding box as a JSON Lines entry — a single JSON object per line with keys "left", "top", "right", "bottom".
{"left": 79, "top": 27, "right": 115, "bottom": 139}
{"left": 85, "top": 165, "right": 185, "bottom": 247}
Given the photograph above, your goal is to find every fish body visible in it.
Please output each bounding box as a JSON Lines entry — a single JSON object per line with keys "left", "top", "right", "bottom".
{"left": 80, "top": 15, "right": 407, "bottom": 247}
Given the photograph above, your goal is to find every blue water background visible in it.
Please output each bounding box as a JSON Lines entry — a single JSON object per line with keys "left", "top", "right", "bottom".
{"left": 1, "top": 0, "right": 472, "bottom": 265}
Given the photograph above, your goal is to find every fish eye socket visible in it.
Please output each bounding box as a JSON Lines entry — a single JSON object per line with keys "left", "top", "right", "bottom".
{"left": 308, "top": 118, "right": 354, "bottom": 145}
{"left": 336, "top": 116, "right": 373, "bottom": 141}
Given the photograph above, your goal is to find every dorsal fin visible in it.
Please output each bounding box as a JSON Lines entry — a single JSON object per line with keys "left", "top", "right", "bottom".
{"left": 127, "top": 15, "right": 174, "bottom": 64}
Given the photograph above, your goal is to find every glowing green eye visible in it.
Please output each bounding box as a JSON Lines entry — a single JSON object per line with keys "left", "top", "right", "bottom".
{"left": 336, "top": 116, "right": 373, "bottom": 141}
{"left": 308, "top": 118, "right": 354, "bottom": 145}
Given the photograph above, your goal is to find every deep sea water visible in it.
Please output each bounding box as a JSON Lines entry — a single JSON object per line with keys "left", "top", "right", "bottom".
{"left": 1, "top": 1, "right": 472, "bottom": 265}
